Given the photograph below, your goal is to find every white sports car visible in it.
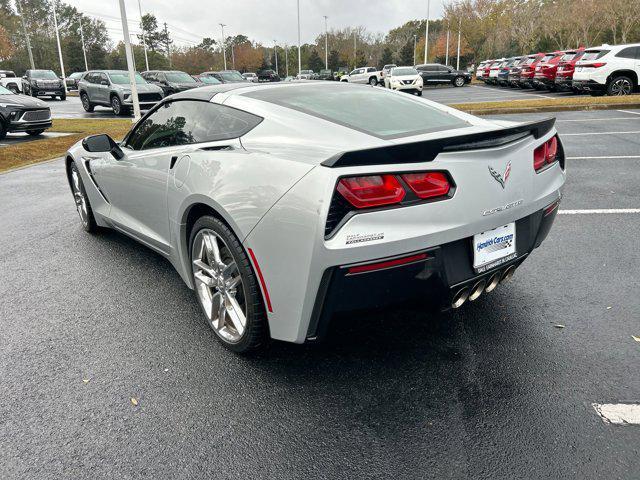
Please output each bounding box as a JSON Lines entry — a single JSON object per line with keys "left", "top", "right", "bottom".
{"left": 66, "top": 82, "right": 565, "bottom": 353}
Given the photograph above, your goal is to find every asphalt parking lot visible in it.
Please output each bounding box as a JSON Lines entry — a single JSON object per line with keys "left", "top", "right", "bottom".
{"left": 1, "top": 105, "right": 639, "bottom": 478}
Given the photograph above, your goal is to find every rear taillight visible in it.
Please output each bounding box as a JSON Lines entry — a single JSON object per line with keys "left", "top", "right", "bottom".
{"left": 534, "top": 135, "right": 560, "bottom": 172}
{"left": 581, "top": 62, "right": 606, "bottom": 68}
{"left": 337, "top": 175, "right": 405, "bottom": 208}
{"left": 401, "top": 172, "right": 450, "bottom": 199}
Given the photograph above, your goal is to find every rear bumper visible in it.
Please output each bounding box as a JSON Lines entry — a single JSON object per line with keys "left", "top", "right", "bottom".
{"left": 572, "top": 80, "right": 606, "bottom": 92}
{"left": 554, "top": 77, "right": 574, "bottom": 88}
{"left": 306, "top": 204, "right": 559, "bottom": 341}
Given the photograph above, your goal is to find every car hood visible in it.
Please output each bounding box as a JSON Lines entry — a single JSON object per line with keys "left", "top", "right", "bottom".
{"left": 119, "top": 83, "right": 162, "bottom": 93}
{"left": 0, "top": 94, "right": 49, "bottom": 109}
{"left": 171, "top": 83, "right": 198, "bottom": 89}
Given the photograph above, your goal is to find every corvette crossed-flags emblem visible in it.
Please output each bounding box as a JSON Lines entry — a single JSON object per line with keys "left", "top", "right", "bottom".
{"left": 488, "top": 161, "right": 512, "bottom": 189}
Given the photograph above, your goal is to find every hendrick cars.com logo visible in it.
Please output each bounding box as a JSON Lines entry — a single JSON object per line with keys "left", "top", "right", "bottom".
{"left": 476, "top": 233, "right": 514, "bottom": 253}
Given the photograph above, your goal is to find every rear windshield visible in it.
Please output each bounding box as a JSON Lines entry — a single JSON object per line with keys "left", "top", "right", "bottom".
{"left": 541, "top": 54, "right": 556, "bottom": 62}
{"left": 581, "top": 50, "right": 609, "bottom": 61}
{"left": 244, "top": 84, "right": 469, "bottom": 139}
{"left": 523, "top": 57, "right": 536, "bottom": 65}
{"left": 560, "top": 52, "right": 577, "bottom": 62}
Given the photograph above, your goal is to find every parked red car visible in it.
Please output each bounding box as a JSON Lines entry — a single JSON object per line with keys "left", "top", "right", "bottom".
{"left": 532, "top": 51, "right": 566, "bottom": 91}
{"left": 479, "top": 60, "right": 495, "bottom": 82}
{"left": 554, "top": 48, "right": 586, "bottom": 91}
{"left": 518, "top": 53, "right": 546, "bottom": 88}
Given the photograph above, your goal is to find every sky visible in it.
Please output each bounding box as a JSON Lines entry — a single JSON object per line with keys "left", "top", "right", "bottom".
{"left": 64, "top": 0, "right": 445, "bottom": 47}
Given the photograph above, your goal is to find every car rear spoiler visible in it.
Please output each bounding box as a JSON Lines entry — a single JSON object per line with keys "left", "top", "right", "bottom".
{"left": 321, "top": 117, "right": 556, "bottom": 168}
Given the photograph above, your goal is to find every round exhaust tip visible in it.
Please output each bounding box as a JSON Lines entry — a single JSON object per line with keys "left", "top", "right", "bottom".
{"left": 500, "top": 265, "right": 517, "bottom": 283}
{"left": 451, "top": 288, "right": 470, "bottom": 309}
{"left": 468, "top": 280, "right": 486, "bottom": 302}
{"left": 485, "top": 272, "right": 501, "bottom": 293}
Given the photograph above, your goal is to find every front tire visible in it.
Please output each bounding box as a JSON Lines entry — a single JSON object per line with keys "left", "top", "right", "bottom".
{"left": 111, "top": 95, "right": 124, "bottom": 115}
{"left": 189, "top": 216, "right": 268, "bottom": 353}
{"left": 607, "top": 76, "right": 633, "bottom": 96}
{"left": 59, "top": 93, "right": 66, "bottom": 101}
{"left": 453, "top": 76, "right": 465, "bottom": 87}
{"left": 69, "top": 161, "right": 97, "bottom": 233}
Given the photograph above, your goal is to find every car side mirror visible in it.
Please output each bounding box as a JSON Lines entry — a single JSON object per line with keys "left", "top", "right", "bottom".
{"left": 22, "top": 75, "right": 27, "bottom": 80}
{"left": 82, "top": 134, "right": 124, "bottom": 160}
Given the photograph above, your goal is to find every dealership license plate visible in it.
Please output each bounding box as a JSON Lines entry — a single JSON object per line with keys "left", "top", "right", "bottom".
{"left": 473, "top": 223, "right": 516, "bottom": 273}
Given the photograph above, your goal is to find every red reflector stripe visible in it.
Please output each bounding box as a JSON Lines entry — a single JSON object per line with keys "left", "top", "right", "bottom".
{"left": 247, "top": 248, "right": 273, "bottom": 313}
{"left": 347, "top": 253, "right": 429, "bottom": 275}
{"left": 544, "top": 200, "right": 560, "bottom": 216}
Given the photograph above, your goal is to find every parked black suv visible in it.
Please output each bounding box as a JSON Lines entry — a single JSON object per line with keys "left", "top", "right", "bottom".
{"left": 22, "top": 69, "right": 66, "bottom": 100}
{"left": 415, "top": 64, "right": 471, "bottom": 87}
{"left": 256, "top": 69, "right": 280, "bottom": 82}
{"left": 141, "top": 70, "right": 200, "bottom": 95}
{"left": 200, "top": 71, "right": 248, "bottom": 84}
{"left": 0, "top": 84, "right": 52, "bottom": 139}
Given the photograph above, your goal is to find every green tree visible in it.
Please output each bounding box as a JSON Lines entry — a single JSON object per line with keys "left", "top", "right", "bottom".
{"left": 308, "top": 49, "right": 323, "bottom": 72}
{"left": 138, "top": 13, "right": 171, "bottom": 53}
{"left": 380, "top": 46, "right": 394, "bottom": 66}
{"left": 328, "top": 49, "right": 340, "bottom": 70}
{"left": 399, "top": 40, "right": 414, "bottom": 66}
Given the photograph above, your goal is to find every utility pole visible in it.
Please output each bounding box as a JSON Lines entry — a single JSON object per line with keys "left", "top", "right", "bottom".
{"left": 296, "top": 0, "right": 301, "bottom": 76}
{"left": 413, "top": 34, "right": 417, "bottom": 66}
{"left": 323, "top": 15, "right": 328, "bottom": 70}
{"left": 456, "top": 17, "right": 462, "bottom": 71}
{"left": 52, "top": 2, "right": 67, "bottom": 93}
{"left": 231, "top": 43, "right": 235, "bottom": 70}
{"left": 163, "top": 22, "right": 171, "bottom": 67}
{"left": 285, "top": 44, "right": 289, "bottom": 77}
{"left": 16, "top": 0, "right": 34, "bottom": 70}
{"left": 424, "top": 0, "right": 430, "bottom": 64}
{"left": 219, "top": 23, "right": 227, "bottom": 70}
{"left": 445, "top": 22, "right": 450, "bottom": 66}
{"left": 353, "top": 30, "right": 357, "bottom": 68}
{"left": 79, "top": 16, "right": 88, "bottom": 71}
{"left": 273, "top": 40, "right": 278, "bottom": 76}
{"left": 138, "top": 0, "right": 149, "bottom": 71}
{"left": 118, "top": 0, "right": 141, "bottom": 121}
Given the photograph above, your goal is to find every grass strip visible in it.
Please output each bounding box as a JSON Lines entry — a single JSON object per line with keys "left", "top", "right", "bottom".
{"left": 0, "top": 119, "right": 131, "bottom": 173}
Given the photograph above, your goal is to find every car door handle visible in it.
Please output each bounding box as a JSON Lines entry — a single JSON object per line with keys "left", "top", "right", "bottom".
{"left": 169, "top": 155, "right": 178, "bottom": 169}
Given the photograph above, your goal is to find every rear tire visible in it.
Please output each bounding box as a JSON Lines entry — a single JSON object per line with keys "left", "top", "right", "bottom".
{"left": 60, "top": 93, "right": 66, "bottom": 101}
{"left": 607, "top": 76, "right": 634, "bottom": 96}
{"left": 416, "top": 91, "right": 422, "bottom": 96}
{"left": 27, "top": 129, "right": 45, "bottom": 136}
{"left": 69, "top": 161, "right": 98, "bottom": 233}
{"left": 7, "top": 85, "right": 18, "bottom": 94}
{"left": 189, "top": 216, "right": 269, "bottom": 354}
{"left": 81, "top": 93, "right": 94, "bottom": 112}
{"left": 0, "top": 122, "right": 7, "bottom": 140}
{"left": 368, "top": 76, "right": 378, "bottom": 86}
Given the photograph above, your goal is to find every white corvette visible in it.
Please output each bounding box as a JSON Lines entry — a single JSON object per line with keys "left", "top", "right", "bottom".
{"left": 65, "top": 82, "right": 565, "bottom": 353}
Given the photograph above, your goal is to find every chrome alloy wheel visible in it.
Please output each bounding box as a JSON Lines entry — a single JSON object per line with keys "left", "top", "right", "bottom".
{"left": 70, "top": 169, "right": 88, "bottom": 227}
{"left": 192, "top": 229, "right": 246, "bottom": 343}
{"left": 611, "top": 78, "right": 632, "bottom": 96}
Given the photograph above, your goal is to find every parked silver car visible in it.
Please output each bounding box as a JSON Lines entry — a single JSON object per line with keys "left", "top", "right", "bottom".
{"left": 78, "top": 70, "right": 164, "bottom": 115}
{"left": 65, "top": 82, "right": 565, "bottom": 353}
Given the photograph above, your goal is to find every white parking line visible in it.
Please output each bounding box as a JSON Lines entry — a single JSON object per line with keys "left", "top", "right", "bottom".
{"left": 559, "top": 209, "right": 640, "bottom": 214}
{"left": 617, "top": 110, "right": 640, "bottom": 116}
{"left": 593, "top": 404, "right": 640, "bottom": 425}
{"left": 562, "top": 130, "right": 640, "bottom": 136}
{"left": 557, "top": 117, "right": 638, "bottom": 123}
{"left": 567, "top": 155, "right": 640, "bottom": 159}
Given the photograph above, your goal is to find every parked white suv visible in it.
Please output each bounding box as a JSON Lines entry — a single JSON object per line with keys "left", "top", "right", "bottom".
{"left": 386, "top": 66, "right": 423, "bottom": 95}
{"left": 340, "top": 67, "right": 382, "bottom": 85}
{"left": 573, "top": 43, "right": 640, "bottom": 96}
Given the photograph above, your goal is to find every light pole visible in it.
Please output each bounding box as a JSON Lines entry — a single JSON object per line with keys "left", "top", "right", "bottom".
{"left": 296, "top": 0, "right": 301, "bottom": 76}
{"left": 273, "top": 40, "right": 278, "bottom": 76}
{"left": 52, "top": 2, "right": 67, "bottom": 93}
{"left": 456, "top": 17, "right": 462, "bottom": 71}
{"left": 445, "top": 22, "right": 450, "bottom": 66}
{"left": 413, "top": 34, "right": 417, "bottom": 66}
{"left": 323, "top": 15, "right": 328, "bottom": 70}
{"left": 219, "top": 23, "right": 227, "bottom": 70}
{"left": 137, "top": 0, "right": 149, "bottom": 71}
{"left": 231, "top": 43, "right": 235, "bottom": 70}
{"left": 79, "top": 16, "right": 88, "bottom": 71}
{"left": 118, "top": 0, "right": 140, "bottom": 121}
{"left": 15, "top": 0, "right": 34, "bottom": 69}
{"left": 423, "top": 0, "right": 430, "bottom": 64}
{"left": 285, "top": 44, "right": 289, "bottom": 77}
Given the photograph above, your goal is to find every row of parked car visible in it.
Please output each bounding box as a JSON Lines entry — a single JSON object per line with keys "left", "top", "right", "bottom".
{"left": 476, "top": 42, "right": 640, "bottom": 96}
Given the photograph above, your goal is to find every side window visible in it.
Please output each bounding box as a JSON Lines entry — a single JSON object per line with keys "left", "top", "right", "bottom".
{"left": 97, "top": 73, "right": 108, "bottom": 85}
{"left": 438, "top": 65, "right": 449, "bottom": 72}
{"left": 125, "top": 101, "right": 263, "bottom": 151}
{"left": 367, "top": 67, "right": 375, "bottom": 73}
{"left": 616, "top": 47, "right": 637, "bottom": 59}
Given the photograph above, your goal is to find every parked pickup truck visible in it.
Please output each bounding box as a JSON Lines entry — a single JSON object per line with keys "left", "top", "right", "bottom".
{"left": 340, "top": 66, "right": 383, "bottom": 86}
{"left": 0, "top": 70, "right": 22, "bottom": 93}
